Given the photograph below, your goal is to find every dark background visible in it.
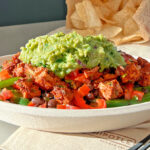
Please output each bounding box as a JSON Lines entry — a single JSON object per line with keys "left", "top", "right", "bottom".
{"left": 0, "top": 0, "right": 67, "bottom": 26}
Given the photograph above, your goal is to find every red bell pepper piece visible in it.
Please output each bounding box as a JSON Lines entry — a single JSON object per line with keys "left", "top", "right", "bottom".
{"left": 90, "top": 99, "right": 107, "bottom": 109}
{"left": 39, "top": 103, "right": 46, "bottom": 108}
{"left": 74, "top": 89, "right": 107, "bottom": 109}
{"left": 0, "top": 95, "right": 4, "bottom": 101}
{"left": 84, "top": 67, "right": 102, "bottom": 80}
{"left": 28, "top": 101, "right": 35, "bottom": 107}
{"left": 73, "top": 87, "right": 107, "bottom": 109}
{"left": 74, "top": 91, "right": 91, "bottom": 109}
{"left": 66, "top": 105, "right": 80, "bottom": 109}
{"left": 0, "top": 70, "right": 11, "bottom": 81}
{"left": 65, "top": 69, "right": 79, "bottom": 80}
{"left": 103, "top": 74, "right": 117, "bottom": 80}
{"left": 57, "top": 104, "right": 80, "bottom": 109}
{"left": 124, "top": 83, "right": 133, "bottom": 100}
{"left": 132, "top": 90, "right": 144, "bottom": 101}
{"left": 78, "top": 84, "right": 91, "bottom": 97}
{"left": 57, "top": 104, "right": 67, "bottom": 109}
{"left": 65, "top": 69, "right": 90, "bottom": 83}
{"left": 1, "top": 88, "right": 13, "bottom": 100}
{"left": 74, "top": 74, "right": 88, "bottom": 83}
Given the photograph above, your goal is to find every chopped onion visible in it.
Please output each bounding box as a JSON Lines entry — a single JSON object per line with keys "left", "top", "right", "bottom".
{"left": 77, "top": 60, "right": 86, "bottom": 68}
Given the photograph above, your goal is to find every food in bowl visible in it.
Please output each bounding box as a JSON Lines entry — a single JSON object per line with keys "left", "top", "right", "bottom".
{"left": 0, "top": 32, "right": 150, "bottom": 109}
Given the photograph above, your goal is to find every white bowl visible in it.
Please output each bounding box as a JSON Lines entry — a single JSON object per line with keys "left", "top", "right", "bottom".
{"left": 0, "top": 50, "right": 150, "bottom": 133}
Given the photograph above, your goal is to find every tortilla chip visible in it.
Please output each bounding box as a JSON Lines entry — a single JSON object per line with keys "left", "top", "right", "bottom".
{"left": 134, "top": 0, "right": 142, "bottom": 8}
{"left": 74, "top": 29, "right": 95, "bottom": 36}
{"left": 132, "top": 40, "right": 147, "bottom": 44}
{"left": 75, "top": 2, "right": 87, "bottom": 25}
{"left": 90, "top": 0, "right": 102, "bottom": 6}
{"left": 123, "top": 17, "right": 139, "bottom": 36}
{"left": 120, "top": 0, "right": 128, "bottom": 10}
{"left": 66, "top": 0, "right": 82, "bottom": 28}
{"left": 95, "top": 3, "right": 111, "bottom": 18}
{"left": 133, "top": 0, "right": 150, "bottom": 41}
{"left": 100, "top": 24, "right": 122, "bottom": 39}
{"left": 112, "top": 7, "right": 135, "bottom": 27}
{"left": 71, "top": 11, "right": 85, "bottom": 29}
{"left": 125, "top": 0, "right": 135, "bottom": 9}
{"left": 105, "top": 0, "right": 122, "bottom": 12}
{"left": 111, "top": 32, "right": 142, "bottom": 45}
{"left": 127, "top": 0, "right": 142, "bottom": 8}
{"left": 121, "top": 34, "right": 142, "bottom": 44}
{"left": 94, "top": 6, "right": 116, "bottom": 24}
{"left": 82, "top": 0, "right": 102, "bottom": 28}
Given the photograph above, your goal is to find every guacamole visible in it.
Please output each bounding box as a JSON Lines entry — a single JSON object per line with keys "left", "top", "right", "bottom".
{"left": 19, "top": 32, "right": 126, "bottom": 78}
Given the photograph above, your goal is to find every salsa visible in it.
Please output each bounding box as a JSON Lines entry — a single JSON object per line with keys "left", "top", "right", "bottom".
{"left": 0, "top": 32, "right": 150, "bottom": 109}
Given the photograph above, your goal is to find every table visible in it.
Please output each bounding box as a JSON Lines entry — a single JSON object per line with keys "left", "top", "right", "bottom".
{"left": 0, "top": 20, "right": 65, "bottom": 56}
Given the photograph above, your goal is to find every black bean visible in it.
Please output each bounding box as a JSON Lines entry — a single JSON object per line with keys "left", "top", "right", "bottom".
{"left": 48, "top": 99, "right": 57, "bottom": 108}
{"left": 93, "top": 89, "right": 99, "bottom": 97}
{"left": 32, "top": 97, "right": 44, "bottom": 106}
{"left": 85, "top": 93, "right": 95, "bottom": 100}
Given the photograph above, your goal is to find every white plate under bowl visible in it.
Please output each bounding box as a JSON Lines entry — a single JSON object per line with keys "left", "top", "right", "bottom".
{"left": 0, "top": 45, "right": 150, "bottom": 133}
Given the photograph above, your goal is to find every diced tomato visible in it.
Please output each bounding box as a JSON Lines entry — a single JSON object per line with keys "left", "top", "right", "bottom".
{"left": 78, "top": 84, "right": 91, "bottom": 97}
{"left": 91, "top": 72, "right": 103, "bottom": 80}
{"left": 57, "top": 104, "right": 80, "bottom": 109}
{"left": 66, "top": 105, "right": 80, "bottom": 109}
{"left": 66, "top": 70, "right": 90, "bottom": 83}
{"left": 90, "top": 99, "right": 107, "bottom": 109}
{"left": 132, "top": 90, "right": 144, "bottom": 101}
{"left": 74, "top": 91, "right": 106, "bottom": 109}
{"left": 65, "top": 69, "right": 79, "bottom": 80}
{"left": 74, "top": 91, "right": 91, "bottom": 109}
{"left": 124, "top": 83, "right": 133, "bottom": 100}
{"left": 84, "top": 67, "right": 102, "bottom": 80}
{"left": 13, "top": 83, "right": 20, "bottom": 90}
{"left": 75, "top": 74, "right": 89, "bottom": 83}
{"left": 28, "top": 101, "right": 35, "bottom": 107}
{"left": 83, "top": 71, "right": 89, "bottom": 78}
{"left": 1, "top": 88, "right": 13, "bottom": 100}
{"left": 0, "top": 70, "right": 11, "bottom": 80}
{"left": 124, "top": 83, "right": 144, "bottom": 101}
{"left": 57, "top": 104, "right": 66, "bottom": 109}
{"left": 39, "top": 103, "right": 46, "bottom": 108}
{"left": 70, "top": 69, "right": 79, "bottom": 78}
{"left": 103, "top": 74, "right": 117, "bottom": 80}
{"left": 0, "top": 95, "right": 4, "bottom": 101}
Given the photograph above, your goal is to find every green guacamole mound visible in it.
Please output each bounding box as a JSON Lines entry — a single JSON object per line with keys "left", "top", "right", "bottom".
{"left": 19, "top": 32, "right": 126, "bottom": 78}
